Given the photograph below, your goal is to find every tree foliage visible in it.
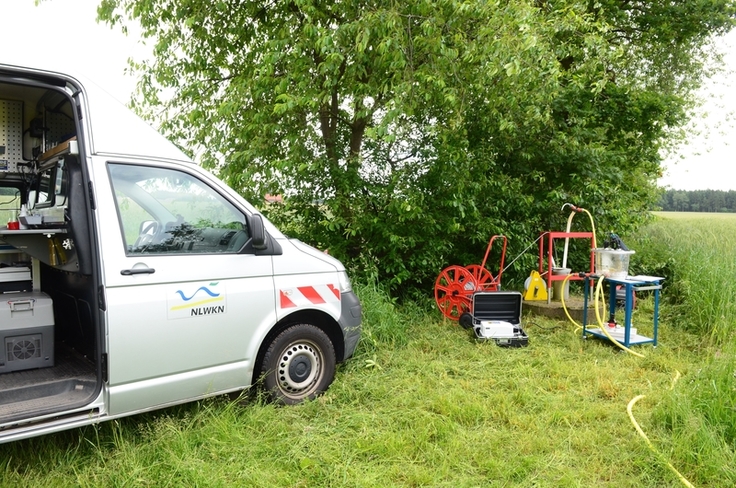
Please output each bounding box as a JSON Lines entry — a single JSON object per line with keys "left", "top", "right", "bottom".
{"left": 98, "top": 0, "right": 736, "bottom": 294}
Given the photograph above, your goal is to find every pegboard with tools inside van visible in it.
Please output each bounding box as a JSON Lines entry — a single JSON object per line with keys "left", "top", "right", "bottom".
{"left": 0, "top": 100, "right": 23, "bottom": 173}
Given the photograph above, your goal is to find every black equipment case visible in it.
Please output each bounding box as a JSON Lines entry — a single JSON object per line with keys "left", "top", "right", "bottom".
{"left": 470, "top": 291, "right": 528, "bottom": 347}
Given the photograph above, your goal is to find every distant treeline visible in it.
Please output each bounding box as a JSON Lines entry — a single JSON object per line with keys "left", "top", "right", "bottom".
{"left": 659, "top": 189, "right": 736, "bottom": 213}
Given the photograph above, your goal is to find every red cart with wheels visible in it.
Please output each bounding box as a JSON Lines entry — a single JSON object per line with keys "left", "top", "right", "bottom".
{"left": 434, "top": 235, "right": 507, "bottom": 320}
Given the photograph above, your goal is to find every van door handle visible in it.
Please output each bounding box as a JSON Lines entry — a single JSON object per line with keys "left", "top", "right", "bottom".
{"left": 120, "top": 268, "right": 156, "bottom": 275}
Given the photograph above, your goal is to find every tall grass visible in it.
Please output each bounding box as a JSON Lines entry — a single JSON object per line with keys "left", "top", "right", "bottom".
{"left": 633, "top": 212, "right": 736, "bottom": 344}
{"left": 634, "top": 212, "right": 736, "bottom": 484}
{"left": 652, "top": 346, "right": 736, "bottom": 482}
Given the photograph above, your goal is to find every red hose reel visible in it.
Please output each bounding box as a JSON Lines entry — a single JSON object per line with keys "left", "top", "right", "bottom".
{"left": 434, "top": 235, "right": 507, "bottom": 320}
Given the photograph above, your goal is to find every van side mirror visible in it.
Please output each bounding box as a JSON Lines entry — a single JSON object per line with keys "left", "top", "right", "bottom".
{"left": 249, "top": 214, "right": 267, "bottom": 250}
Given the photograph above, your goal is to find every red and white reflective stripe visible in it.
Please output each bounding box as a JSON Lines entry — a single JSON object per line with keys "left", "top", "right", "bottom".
{"left": 280, "top": 284, "right": 341, "bottom": 309}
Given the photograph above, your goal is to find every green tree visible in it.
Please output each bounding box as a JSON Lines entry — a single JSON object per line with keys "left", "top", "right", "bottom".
{"left": 98, "top": 0, "right": 736, "bottom": 293}
{"left": 673, "top": 191, "right": 691, "bottom": 212}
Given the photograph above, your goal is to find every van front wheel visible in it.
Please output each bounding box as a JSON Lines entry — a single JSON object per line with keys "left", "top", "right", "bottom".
{"left": 260, "top": 324, "right": 336, "bottom": 404}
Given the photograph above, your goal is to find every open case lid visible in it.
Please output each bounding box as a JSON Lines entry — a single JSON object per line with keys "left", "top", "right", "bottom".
{"left": 472, "top": 291, "right": 522, "bottom": 324}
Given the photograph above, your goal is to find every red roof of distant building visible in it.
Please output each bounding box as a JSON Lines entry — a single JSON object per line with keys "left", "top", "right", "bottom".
{"left": 265, "top": 194, "right": 283, "bottom": 203}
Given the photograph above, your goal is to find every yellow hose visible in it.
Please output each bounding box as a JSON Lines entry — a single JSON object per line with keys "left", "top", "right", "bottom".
{"left": 559, "top": 272, "right": 644, "bottom": 358}
{"left": 556, "top": 207, "right": 690, "bottom": 485}
{"left": 564, "top": 280, "right": 691, "bottom": 484}
{"left": 560, "top": 272, "right": 582, "bottom": 330}
{"left": 560, "top": 204, "right": 598, "bottom": 269}
{"left": 627, "top": 372, "right": 695, "bottom": 488}
{"left": 582, "top": 208, "right": 597, "bottom": 249}
{"left": 593, "top": 277, "right": 645, "bottom": 358}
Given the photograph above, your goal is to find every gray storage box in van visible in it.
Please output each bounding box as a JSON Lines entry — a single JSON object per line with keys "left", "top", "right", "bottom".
{"left": 0, "top": 292, "right": 54, "bottom": 373}
{"left": 0, "top": 266, "right": 32, "bottom": 293}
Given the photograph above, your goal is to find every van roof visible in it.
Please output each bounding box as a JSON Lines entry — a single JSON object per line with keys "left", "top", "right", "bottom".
{"left": 0, "top": 61, "right": 191, "bottom": 164}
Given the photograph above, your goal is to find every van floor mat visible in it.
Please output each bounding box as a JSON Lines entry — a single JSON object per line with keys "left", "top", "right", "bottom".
{"left": 0, "top": 345, "right": 96, "bottom": 423}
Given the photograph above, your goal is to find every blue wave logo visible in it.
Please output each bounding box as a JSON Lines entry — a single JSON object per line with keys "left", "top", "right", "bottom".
{"left": 175, "top": 285, "right": 220, "bottom": 301}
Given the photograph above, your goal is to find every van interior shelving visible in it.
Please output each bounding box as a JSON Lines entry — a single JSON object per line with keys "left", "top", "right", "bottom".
{"left": 0, "top": 75, "right": 101, "bottom": 426}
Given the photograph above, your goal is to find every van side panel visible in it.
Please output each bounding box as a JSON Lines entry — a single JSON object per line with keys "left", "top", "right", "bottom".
{"left": 107, "top": 361, "right": 249, "bottom": 415}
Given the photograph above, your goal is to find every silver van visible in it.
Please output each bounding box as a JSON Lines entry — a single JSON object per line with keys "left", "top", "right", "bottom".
{"left": 0, "top": 62, "right": 361, "bottom": 443}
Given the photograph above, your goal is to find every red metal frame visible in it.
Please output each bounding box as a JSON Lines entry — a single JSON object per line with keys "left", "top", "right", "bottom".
{"left": 472, "top": 234, "right": 507, "bottom": 291}
{"left": 537, "top": 231, "right": 595, "bottom": 292}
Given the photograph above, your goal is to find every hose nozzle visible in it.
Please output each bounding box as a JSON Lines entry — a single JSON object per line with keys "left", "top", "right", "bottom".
{"left": 561, "top": 203, "right": 582, "bottom": 213}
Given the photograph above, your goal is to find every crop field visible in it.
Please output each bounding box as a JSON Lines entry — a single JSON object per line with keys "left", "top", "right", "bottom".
{"left": 654, "top": 211, "right": 736, "bottom": 221}
{"left": 0, "top": 212, "right": 734, "bottom": 486}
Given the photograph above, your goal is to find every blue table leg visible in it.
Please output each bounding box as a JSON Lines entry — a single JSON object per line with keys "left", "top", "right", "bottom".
{"left": 653, "top": 286, "right": 660, "bottom": 346}
{"left": 623, "top": 283, "right": 634, "bottom": 347}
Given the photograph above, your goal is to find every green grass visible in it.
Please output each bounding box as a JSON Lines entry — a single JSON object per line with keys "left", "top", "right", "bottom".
{"left": 653, "top": 211, "right": 736, "bottom": 221}
{"left": 637, "top": 212, "right": 736, "bottom": 486}
{"left": 0, "top": 311, "right": 708, "bottom": 487}
{"left": 0, "top": 212, "right": 734, "bottom": 487}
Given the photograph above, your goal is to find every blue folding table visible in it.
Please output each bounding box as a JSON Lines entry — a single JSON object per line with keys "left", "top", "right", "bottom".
{"left": 582, "top": 275, "right": 664, "bottom": 347}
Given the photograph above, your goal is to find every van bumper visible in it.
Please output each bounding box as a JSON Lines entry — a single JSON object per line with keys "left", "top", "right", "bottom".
{"left": 339, "top": 291, "right": 362, "bottom": 360}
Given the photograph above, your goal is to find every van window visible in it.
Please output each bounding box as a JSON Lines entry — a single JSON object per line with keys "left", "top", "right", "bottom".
{"left": 108, "top": 163, "right": 249, "bottom": 255}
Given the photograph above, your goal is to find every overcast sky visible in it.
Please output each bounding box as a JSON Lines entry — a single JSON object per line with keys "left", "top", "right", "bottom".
{"left": 0, "top": 0, "right": 146, "bottom": 104}
{"left": 2, "top": 0, "right": 735, "bottom": 191}
{"left": 659, "top": 29, "right": 736, "bottom": 191}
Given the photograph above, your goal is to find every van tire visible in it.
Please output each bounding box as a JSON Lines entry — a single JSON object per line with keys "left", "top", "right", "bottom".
{"left": 260, "top": 324, "right": 336, "bottom": 404}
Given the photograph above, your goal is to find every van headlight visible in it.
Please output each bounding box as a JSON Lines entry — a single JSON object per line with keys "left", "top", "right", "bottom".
{"left": 337, "top": 270, "right": 352, "bottom": 293}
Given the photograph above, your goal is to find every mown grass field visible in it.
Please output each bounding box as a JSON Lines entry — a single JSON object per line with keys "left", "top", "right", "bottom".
{"left": 0, "top": 212, "right": 734, "bottom": 487}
